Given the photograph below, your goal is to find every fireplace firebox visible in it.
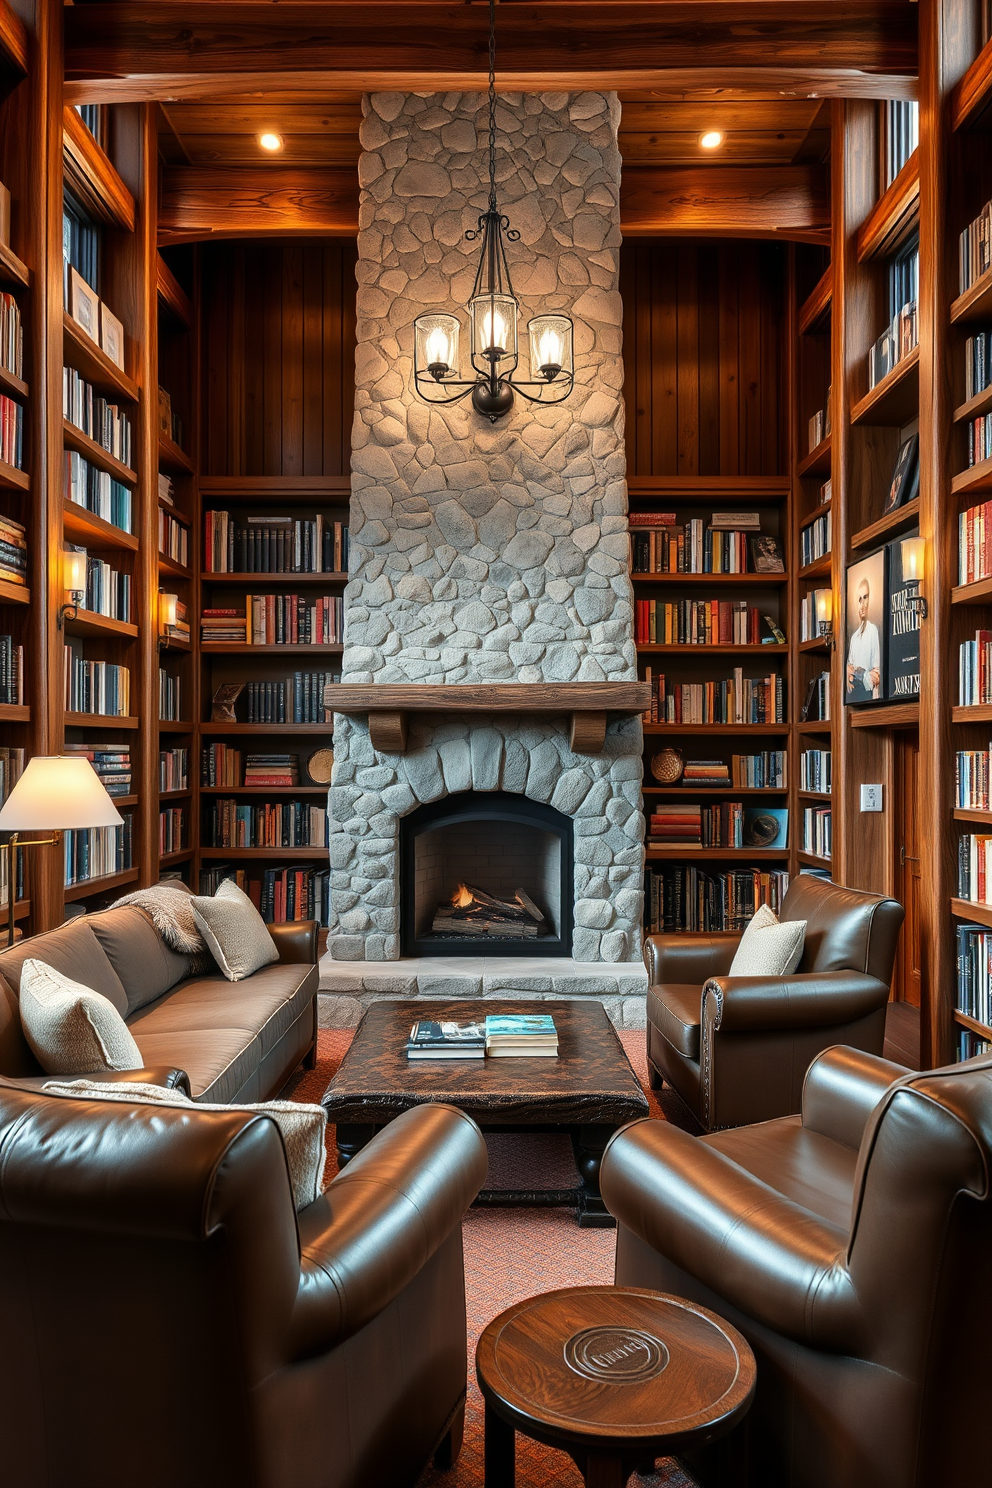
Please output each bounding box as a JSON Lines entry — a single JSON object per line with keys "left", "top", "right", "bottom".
{"left": 400, "top": 792, "right": 574, "bottom": 957}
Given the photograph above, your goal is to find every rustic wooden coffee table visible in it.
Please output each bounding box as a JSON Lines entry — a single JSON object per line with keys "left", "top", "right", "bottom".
{"left": 321, "top": 999, "right": 649, "bottom": 1226}
{"left": 476, "top": 1286, "right": 756, "bottom": 1487}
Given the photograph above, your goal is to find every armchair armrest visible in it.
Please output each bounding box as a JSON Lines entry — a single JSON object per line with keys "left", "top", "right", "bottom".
{"left": 268, "top": 920, "right": 319, "bottom": 966}
{"left": 703, "top": 971, "right": 891, "bottom": 1035}
{"left": 644, "top": 932, "right": 739, "bottom": 987}
{"left": 289, "top": 1103, "right": 487, "bottom": 1359}
{"left": 802, "top": 1044, "right": 911, "bottom": 1150}
{"left": 600, "top": 1118, "right": 861, "bottom": 1350}
{"left": 3, "top": 1066, "right": 192, "bottom": 1097}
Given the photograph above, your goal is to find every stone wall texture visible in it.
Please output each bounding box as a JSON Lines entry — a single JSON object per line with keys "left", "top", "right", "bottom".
{"left": 327, "top": 89, "right": 644, "bottom": 964}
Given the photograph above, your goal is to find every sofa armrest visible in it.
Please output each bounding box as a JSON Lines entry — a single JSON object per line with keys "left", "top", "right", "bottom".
{"left": 703, "top": 971, "right": 891, "bottom": 1035}
{"left": 802, "top": 1045, "right": 911, "bottom": 1150}
{"left": 268, "top": 920, "right": 319, "bottom": 966}
{"left": 3, "top": 1066, "right": 192, "bottom": 1097}
{"left": 600, "top": 1118, "right": 860, "bottom": 1350}
{"left": 289, "top": 1103, "right": 487, "bottom": 1359}
{"left": 644, "top": 933, "right": 739, "bottom": 988}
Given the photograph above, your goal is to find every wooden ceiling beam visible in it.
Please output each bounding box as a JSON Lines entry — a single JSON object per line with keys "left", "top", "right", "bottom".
{"left": 158, "top": 166, "right": 360, "bottom": 241}
{"left": 65, "top": 3, "right": 917, "bottom": 101}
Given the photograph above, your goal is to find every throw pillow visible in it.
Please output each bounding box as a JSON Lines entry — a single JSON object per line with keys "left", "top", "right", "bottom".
{"left": 19, "top": 960, "right": 143, "bottom": 1075}
{"left": 190, "top": 879, "right": 279, "bottom": 983}
{"left": 729, "top": 903, "right": 806, "bottom": 978}
{"left": 42, "top": 1079, "right": 326, "bottom": 1211}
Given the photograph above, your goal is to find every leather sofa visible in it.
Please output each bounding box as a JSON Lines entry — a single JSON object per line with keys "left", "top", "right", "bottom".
{"left": 645, "top": 874, "right": 904, "bottom": 1128}
{"left": 0, "top": 1083, "right": 487, "bottom": 1488}
{"left": 601, "top": 1045, "right": 992, "bottom": 1488}
{"left": 0, "top": 904, "right": 318, "bottom": 1100}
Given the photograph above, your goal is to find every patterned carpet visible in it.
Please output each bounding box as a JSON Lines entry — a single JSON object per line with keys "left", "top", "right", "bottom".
{"left": 284, "top": 1027, "right": 697, "bottom": 1488}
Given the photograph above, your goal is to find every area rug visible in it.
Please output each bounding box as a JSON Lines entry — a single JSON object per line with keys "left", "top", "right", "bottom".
{"left": 283, "top": 1029, "right": 697, "bottom": 1488}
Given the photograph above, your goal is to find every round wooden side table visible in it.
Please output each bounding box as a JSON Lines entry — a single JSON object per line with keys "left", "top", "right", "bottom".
{"left": 476, "top": 1285, "right": 756, "bottom": 1488}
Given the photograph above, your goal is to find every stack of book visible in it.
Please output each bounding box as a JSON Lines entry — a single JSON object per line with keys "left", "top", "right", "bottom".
{"left": 64, "top": 744, "right": 132, "bottom": 798}
{"left": 0, "top": 633, "right": 23, "bottom": 704}
{"left": 683, "top": 759, "right": 731, "bottom": 787}
{"left": 246, "top": 753, "right": 299, "bottom": 787}
{"left": 0, "top": 512, "right": 26, "bottom": 588}
{"left": 808, "top": 407, "right": 828, "bottom": 451}
{"left": 158, "top": 473, "right": 174, "bottom": 504}
{"left": 405, "top": 1019, "right": 486, "bottom": 1061}
{"left": 201, "top": 608, "right": 246, "bottom": 643}
{"left": 485, "top": 1014, "right": 558, "bottom": 1058}
{"left": 648, "top": 804, "right": 702, "bottom": 847}
{"left": 160, "top": 596, "right": 189, "bottom": 644}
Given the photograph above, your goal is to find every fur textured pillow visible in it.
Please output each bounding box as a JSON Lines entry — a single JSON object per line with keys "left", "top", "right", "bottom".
{"left": 728, "top": 903, "right": 806, "bottom": 978}
{"left": 42, "top": 1079, "right": 327, "bottom": 1210}
{"left": 19, "top": 959, "right": 143, "bottom": 1074}
{"left": 190, "top": 879, "right": 279, "bottom": 982}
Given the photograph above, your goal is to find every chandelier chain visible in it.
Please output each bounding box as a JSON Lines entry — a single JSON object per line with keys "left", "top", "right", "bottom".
{"left": 487, "top": 0, "right": 497, "bottom": 210}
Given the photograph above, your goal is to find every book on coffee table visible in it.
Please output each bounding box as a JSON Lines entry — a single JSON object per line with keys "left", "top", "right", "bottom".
{"left": 406, "top": 1019, "right": 486, "bottom": 1060}
{"left": 485, "top": 1013, "right": 559, "bottom": 1057}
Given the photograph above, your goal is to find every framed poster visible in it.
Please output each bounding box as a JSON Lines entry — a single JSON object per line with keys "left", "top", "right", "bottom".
{"left": 885, "top": 532, "right": 922, "bottom": 701}
{"left": 99, "top": 302, "right": 125, "bottom": 369}
{"left": 845, "top": 549, "right": 887, "bottom": 706}
{"left": 69, "top": 266, "right": 99, "bottom": 344}
{"left": 883, "top": 432, "right": 920, "bottom": 515}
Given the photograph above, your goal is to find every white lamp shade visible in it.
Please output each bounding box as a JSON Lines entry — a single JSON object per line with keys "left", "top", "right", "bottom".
{"left": 159, "top": 592, "right": 179, "bottom": 629}
{"left": 814, "top": 588, "right": 833, "bottom": 624}
{"left": 901, "top": 535, "right": 925, "bottom": 583}
{"left": 528, "top": 314, "right": 573, "bottom": 380}
{"left": 64, "top": 549, "right": 87, "bottom": 594}
{"left": 470, "top": 292, "right": 517, "bottom": 365}
{"left": 414, "top": 313, "right": 460, "bottom": 379}
{"left": 0, "top": 756, "right": 124, "bottom": 831}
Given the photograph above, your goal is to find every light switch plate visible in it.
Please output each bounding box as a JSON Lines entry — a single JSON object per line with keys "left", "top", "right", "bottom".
{"left": 860, "top": 784, "right": 883, "bottom": 812}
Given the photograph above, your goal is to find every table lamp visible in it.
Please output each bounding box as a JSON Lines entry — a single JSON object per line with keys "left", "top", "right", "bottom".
{"left": 0, "top": 756, "right": 124, "bottom": 948}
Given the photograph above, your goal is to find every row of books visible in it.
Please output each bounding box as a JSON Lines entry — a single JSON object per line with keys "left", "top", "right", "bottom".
{"left": 955, "top": 924, "right": 992, "bottom": 1029}
{"left": 80, "top": 555, "right": 130, "bottom": 623}
{"left": 198, "top": 865, "right": 331, "bottom": 927}
{"left": 159, "top": 509, "right": 189, "bottom": 568}
{"left": 800, "top": 510, "right": 831, "bottom": 568}
{"left": 729, "top": 750, "right": 786, "bottom": 788}
{"left": 957, "top": 744, "right": 992, "bottom": 809}
{"left": 959, "top": 1030, "right": 992, "bottom": 1060}
{"left": 629, "top": 517, "right": 783, "bottom": 575}
{"left": 201, "top": 595, "right": 344, "bottom": 647}
{"left": 62, "top": 198, "right": 98, "bottom": 302}
{"left": 0, "top": 510, "right": 26, "bottom": 587}
{"left": 634, "top": 600, "right": 783, "bottom": 647}
{"left": 158, "top": 667, "right": 181, "bottom": 722}
{"left": 63, "top": 643, "right": 130, "bottom": 716}
{"left": 0, "top": 633, "right": 23, "bottom": 705}
{"left": 802, "top": 806, "right": 832, "bottom": 860}
{"left": 64, "top": 817, "right": 132, "bottom": 887}
{"left": 159, "top": 807, "right": 186, "bottom": 856}
{"left": 959, "top": 498, "right": 992, "bottom": 585}
{"left": 206, "top": 799, "right": 328, "bottom": 849}
{"left": 645, "top": 865, "right": 790, "bottom": 934}
{"left": 0, "top": 746, "right": 24, "bottom": 806}
{"left": 958, "top": 630, "right": 992, "bottom": 706}
{"left": 799, "top": 671, "right": 831, "bottom": 722}
{"left": 65, "top": 451, "right": 132, "bottom": 533}
{"left": 966, "top": 411, "right": 992, "bottom": 469}
{"left": 235, "top": 676, "right": 329, "bottom": 725}
{"left": 159, "top": 747, "right": 188, "bottom": 793}
{"left": 957, "top": 833, "right": 992, "bottom": 906}
{"left": 648, "top": 803, "right": 788, "bottom": 850}
{"left": 964, "top": 330, "right": 992, "bottom": 401}
{"left": 643, "top": 670, "right": 785, "bottom": 725}
{"left": 205, "top": 511, "right": 350, "bottom": 574}
{"left": 800, "top": 748, "right": 832, "bottom": 794}
{"left": 808, "top": 404, "right": 830, "bottom": 453}
{"left": 63, "top": 367, "right": 132, "bottom": 467}
{"left": 0, "top": 292, "right": 22, "bottom": 380}
{"left": 201, "top": 747, "right": 300, "bottom": 788}
{"left": 959, "top": 201, "right": 992, "bottom": 295}
{"left": 867, "top": 300, "right": 918, "bottom": 391}
{"left": 0, "top": 394, "right": 23, "bottom": 469}
{"left": 63, "top": 745, "right": 131, "bottom": 798}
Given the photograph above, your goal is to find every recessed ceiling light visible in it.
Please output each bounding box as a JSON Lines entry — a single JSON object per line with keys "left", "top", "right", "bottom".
{"left": 258, "top": 132, "right": 284, "bottom": 152}
{"left": 699, "top": 130, "right": 724, "bottom": 151}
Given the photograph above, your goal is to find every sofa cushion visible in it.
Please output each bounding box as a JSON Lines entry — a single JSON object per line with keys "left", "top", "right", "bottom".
{"left": 648, "top": 984, "right": 701, "bottom": 1061}
{"left": 191, "top": 880, "right": 279, "bottom": 983}
{"left": 729, "top": 903, "right": 806, "bottom": 977}
{"left": 0, "top": 918, "right": 128, "bottom": 1016}
{"left": 87, "top": 906, "right": 193, "bottom": 1015}
{"left": 129, "top": 1026, "right": 260, "bottom": 1103}
{"left": 19, "top": 960, "right": 143, "bottom": 1075}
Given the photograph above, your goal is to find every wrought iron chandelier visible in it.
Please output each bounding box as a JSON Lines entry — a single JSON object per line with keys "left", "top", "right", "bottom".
{"left": 412, "top": 0, "right": 575, "bottom": 422}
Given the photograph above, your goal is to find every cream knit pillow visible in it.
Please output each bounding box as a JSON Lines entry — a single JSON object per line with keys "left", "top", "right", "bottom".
{"left": 729, "top": 903, "right": 806, "bottom": 978}
{"left": 19, "top": 959, "right": 143, "bottom": 1074}
{"left": 42, "top": 1079, "right": 327, "bottom": 1211}
{"left": 190, "top": 879, "right": 279, "bottom": 982}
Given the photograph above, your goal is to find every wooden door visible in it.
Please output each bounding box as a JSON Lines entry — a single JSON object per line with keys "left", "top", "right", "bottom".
{"left": 893, "top": 731, "right": 921, "bottom": 1007}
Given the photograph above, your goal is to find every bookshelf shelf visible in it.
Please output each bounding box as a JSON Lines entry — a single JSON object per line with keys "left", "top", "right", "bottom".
{"left": 159, "top": 635, "right": 191, "bottom": 652}
{"left": 798, "top": 265, "right": 831, "bottom": 336}
{"left": 199, "top": 722, "right": 331, "bottom": 735}
{"left": 0, "top": 364, "right": 27, "bottom": 400}
{"left": 199, "top": 785, "right": 330, "bottom": 796}
{"left": 158, "top": 435, "right": 193, "bottom": 474}
{"left": 797, "top": 437, "right": 831, "bottom": 477}
{"left": 799, "top": 498, "right": 830, "bottom": 529}
{"left": 199, "top": 847, "right": 329, "bottom": 860}
{"left": 158, "top": 497, "right": 190, "bottom": 524}
{"left": 642, "top": 723, "right": 788, "bottom": 736}
{"left": 630, "top": 572, "right": 788, "bottom": 587}
{"left": 952, "top": 576, "right": 992, "bottom": 605}
{"left": 159, "top": 789, "right": 191, "bottom": 800}
{"left": 64, "top": 712, "right": 139, "bottom": 730}
{"left": 0, "top": 703, "right": 29, "bottom": 722}
{"left": 636, "top": 643, "right": 788, "bottom": 655}
{"left": 850, "top": 344, "right": 919, "bottom": 427}
{"left": 951, "top": 36, "right": 992, "bottom": 132}
{"left": 0, "top": 578, "right": 28, "bottom": 605}
{"left": 951, "top": 897, "right": 992, "bottom": 930}
{"left": 644, "top": 848, "right": 790, "bottom": 861}
{"left": 954, "top": 809, "right": 992, "bottom": 825}
{"left": 64, "top": 868, "right": 140, "bottom": 903}
{"left": 112, "top": 796, "right": 138, "bottom": 808}
{"left": 642, "top": 785, "right": 786, "bottom": 796}
{"left": 797, "top": 790, "right": 832, "bottom": 801}
{"left": 157, "top": 254, "right": 194, "bottom": 328}
{"left": 797, "top": 849, "right": 832, "bottom": 868}
{"left": 798, "top": 637, "right": 832, "bottom": 653}
{"left": 64, "top": 609, "right": 138, "bottom": 640}
{"left": 62, "top": 500, "right": 138, "bottom": 553}
{"left": 0, "top": 457, "right": 28, "bottom": 492}
{"left": 158, "top": 720, "right": 194, "bottom": 732}
{"left": 798, "top": 555, "right": 831, "bottom": 580}
{"left": 0, "top": 241, "right": 29, "bottom": 290}
{"left": 951, "top": 455, "right": 992, "bottom": 498}
{"left": 953, "top": 384, "right": 992, "bottom": 424}
{"left": 199, "top": 476, "right": 351, "bottom": 503}
{"left": 795, "top": 720, "right": 832, "bottom": 735}
{"left": 951, "top": 269, "right": 992, "bottom": 325}
{"left": 158, "top": 554, "right": 191, "bottom": 579}
{"left": 62, "top": 313, "right": 140, "bottom": 402}
{"left": 626, "top": 475, "right": 790, "bottom": 501}
{"left": 849, "top": 702, "right": 920, "bottom": 729}
{"left": 160, "top": 847, "right": 194, "bottom": 865}
{"left": 62, "top": 419, "right": 137, "bottom": 487}
{"left": 200, "top": 643, "right": 345, "bottom": 655}
{"left": 204, "top": 571, "right": 348, "bottom": 585}
{"left": 855, "top": 150, "right": 919, "bottom": 262}
{"left": 850, "top": 497, "right": 921, "bottom": 551}
{"left": 953, "top": 1009, "right": 992, "bottom": 1040}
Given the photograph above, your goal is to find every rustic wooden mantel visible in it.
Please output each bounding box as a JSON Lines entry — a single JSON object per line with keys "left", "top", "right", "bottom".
{"left": 323, "top": 682, "right": 651, "bottom": 755}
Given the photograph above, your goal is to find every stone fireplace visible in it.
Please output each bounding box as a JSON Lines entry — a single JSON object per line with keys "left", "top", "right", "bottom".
{"left": 321, "top": 88, "right": 647, "bottom": 1025}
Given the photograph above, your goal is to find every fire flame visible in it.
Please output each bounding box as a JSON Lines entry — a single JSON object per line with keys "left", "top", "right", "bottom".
{"left": 452, "top": 883, "right": 474, "bottom": 909}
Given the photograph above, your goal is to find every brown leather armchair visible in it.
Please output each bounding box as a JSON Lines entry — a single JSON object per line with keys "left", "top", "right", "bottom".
{"left": 601, "top": 1045, "right": 992, "bottom": 1488}
{"left": 0, "top": 1084, "right": 488, "bottom": 1488}
{"left": 645, "top": 874, "right": 904, "bottom": 1129}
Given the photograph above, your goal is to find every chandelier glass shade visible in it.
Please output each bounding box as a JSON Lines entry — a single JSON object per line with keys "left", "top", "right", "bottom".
{"left": 412, "top": 0, "right": 574, "bottom": 421}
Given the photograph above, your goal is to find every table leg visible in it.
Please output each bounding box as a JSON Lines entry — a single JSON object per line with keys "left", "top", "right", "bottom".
{"left": 335, "top": 1123, "right": 376, "bottom": 1167}
{"left": 571, "top": 1124, "right": 616, "bottom": 1228}
{"left": 584, "top": 1453, "right": 630, "bottom": 1488}
{"left": 484, "top": 1400, "right": 515, "bottom": 1488}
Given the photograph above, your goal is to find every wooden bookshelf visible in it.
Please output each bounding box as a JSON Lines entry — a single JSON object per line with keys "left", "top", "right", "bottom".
{"left": 850, "top": 497, "right": 921, "bottom": 551}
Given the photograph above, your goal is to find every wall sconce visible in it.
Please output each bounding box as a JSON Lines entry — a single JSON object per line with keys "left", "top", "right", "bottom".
{"left": 813, "top": 587, "right": 834, "bottom": 645}
{"left": 158, "top": 591, "right": 178, "bottom": 649}
{"left": 900, "top": 536, "right": 928, "bottom": 618}
{"left": 57, "top": 549, "right": 87, "bottom": 629}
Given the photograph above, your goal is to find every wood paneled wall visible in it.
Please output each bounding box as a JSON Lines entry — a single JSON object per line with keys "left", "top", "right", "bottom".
{"left": 621, "top": 240, "right": 787, "bottom": 477}
{"left": 201, "top": 240, "right": 356, "bottom": 476}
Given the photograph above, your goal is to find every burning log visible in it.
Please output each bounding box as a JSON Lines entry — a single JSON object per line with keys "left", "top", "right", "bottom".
{"left": 513, "top": 887, "right": 545, "bottom": 924}
{"left": 432, "top": 881, "right": 543, "bottom": 938}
